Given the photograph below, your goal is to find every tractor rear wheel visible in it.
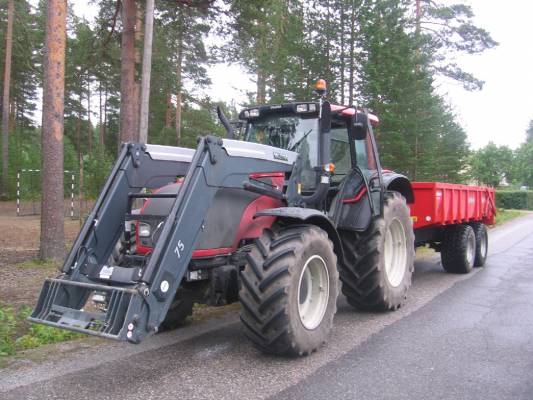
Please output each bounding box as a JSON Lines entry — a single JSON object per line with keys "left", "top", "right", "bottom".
{"left": 470, "top": 222, "right": 488, "bottom": 267}
{"left": 441, "top": 224, "right": 476, "bottom": 274}
{"left": 239, "top": 225, "right": 339, "bottom": 356}
{"left": 339, "top": 191, "right": 415, "bottom": 311}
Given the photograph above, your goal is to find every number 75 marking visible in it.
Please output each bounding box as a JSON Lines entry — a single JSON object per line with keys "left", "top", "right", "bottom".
{"left": 174, "top": 240, "right": 185, "bottom": 259}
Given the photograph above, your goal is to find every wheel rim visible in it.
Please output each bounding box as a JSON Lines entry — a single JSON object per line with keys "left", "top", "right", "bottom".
{"left": 297, "top": 255, "right": 329, "bottom": 330}
{"left": 466, "top": 230, "right": 476, "bottom": 266}
{"left": 479, "top": 230, "right": 488, "bottom": 259}
{"left": 384, "top": 218, "right": 407, "bottom": 287}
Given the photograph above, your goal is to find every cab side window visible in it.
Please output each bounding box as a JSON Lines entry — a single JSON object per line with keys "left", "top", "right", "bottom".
{"left": 354, "top": 135, "right": 376, "bottom": 171}
{"left": 330, "top": 126, "right": 351, "bottom": 183}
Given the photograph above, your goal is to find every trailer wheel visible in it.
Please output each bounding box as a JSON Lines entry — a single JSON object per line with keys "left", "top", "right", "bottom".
{"left": 239, "top": 225, "right": 338, "bottom": 356}
{"left": 441, "top": 224, "right": 476, "bottom": 274}
{"left": 339, "top": 191, "right": 415, "bottom": 311}
{"left": 470, "top": 222, "right": 488, "bottom": 267}
{"left": 159, "top": 296, "right": 194, "bottom": 332}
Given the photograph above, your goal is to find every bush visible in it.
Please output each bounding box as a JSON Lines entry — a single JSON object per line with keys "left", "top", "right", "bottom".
{"left": 496, "top": 190, "right": 533, "bottom": 210}
{"left": 0, "top": 303, "right": 82, "bottom": 360}
{"left": 0, "top": 305, "right": 17, "bottom": 356}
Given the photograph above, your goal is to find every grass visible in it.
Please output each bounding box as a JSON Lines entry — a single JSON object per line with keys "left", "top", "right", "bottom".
{"left": 0, "top": 303, "right": 82, "bottom": 366}
{"left": 495, "top": 208, "right": 525, "bottom": 226}
{"left": 16, "top": 259, "right": 59, "bottom": 270}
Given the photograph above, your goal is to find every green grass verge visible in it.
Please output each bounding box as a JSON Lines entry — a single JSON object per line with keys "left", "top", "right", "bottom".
{"left": 0, "top": 303, "right": 82, "bottom": 363}
{"left": 16, "top": 259, "right": 59, "bottom": 270}
{"left": 495, "top": 209, "right": 525, "bottom": 226}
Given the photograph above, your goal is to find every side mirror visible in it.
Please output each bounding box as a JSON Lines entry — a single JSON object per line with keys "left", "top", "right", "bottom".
{"left": 352, "top": 112, "right": 368, "bottom": 140}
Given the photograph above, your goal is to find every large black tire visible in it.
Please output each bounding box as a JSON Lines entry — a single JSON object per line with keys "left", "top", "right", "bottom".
{"left": 239, "top": 225, "right": 339, "bottom": 356}
{"left": 159, "top": 296, "right": 194, "bottom": 332}
{"left": 470, "top": 222, "right": 488, "bottom": 267}
{"left": 441, "top": 224, "right": 476, "bottom": 274}
{"left": 339, "top": 191, "right": 415, "bottom": 311}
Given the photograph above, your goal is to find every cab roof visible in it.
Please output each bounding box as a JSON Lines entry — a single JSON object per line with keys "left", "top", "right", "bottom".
{"left": 239, "top": 102, "right": 379, "bottom": 126}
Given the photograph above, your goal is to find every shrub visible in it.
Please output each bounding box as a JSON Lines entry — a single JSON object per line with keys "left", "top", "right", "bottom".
{"left": 0, "top": 305, "right": 17, "bottom": 356}
{"left": 496, "top": 190, "right": 533, "bottom": 210}
{"left": 0, "top": 304, "right": 82, "bottom": 360}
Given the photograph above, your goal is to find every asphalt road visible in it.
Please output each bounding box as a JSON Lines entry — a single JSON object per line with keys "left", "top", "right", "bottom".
{"left": 2, "top": 213, "right": 533, "bottom": 400}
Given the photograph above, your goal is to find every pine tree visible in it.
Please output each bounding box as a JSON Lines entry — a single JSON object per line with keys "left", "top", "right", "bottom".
{"left": 417, "top": 1, "right": 498, "bottom": 90}
{"left": 0, "top": 0, "right": 13, "bottom": 195}
{"left": 40, "top": 0, "right": 67, "bottom": 261}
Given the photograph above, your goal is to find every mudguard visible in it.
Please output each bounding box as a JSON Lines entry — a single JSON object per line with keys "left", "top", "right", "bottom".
{"left": 381, "top": 172, "right": 414, "bottom": 203}
{"left": 255, "top": 207, "right": 344, "bottom": 262}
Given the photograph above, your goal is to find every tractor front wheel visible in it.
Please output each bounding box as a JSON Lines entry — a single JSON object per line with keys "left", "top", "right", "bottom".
{"left": 239, "top": 225, "right": 339, "bottom": 356}
{"left": 159, "top": 296, "right": 194, "bottom": 332}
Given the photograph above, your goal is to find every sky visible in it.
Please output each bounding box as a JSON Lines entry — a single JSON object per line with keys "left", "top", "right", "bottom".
{"left": 69, "top": 0, "right": 533, "bottom": 150}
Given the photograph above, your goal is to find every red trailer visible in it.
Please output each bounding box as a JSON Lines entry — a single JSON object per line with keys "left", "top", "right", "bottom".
{"left": 409, "top": 182, "right": 496, "bottom": 273}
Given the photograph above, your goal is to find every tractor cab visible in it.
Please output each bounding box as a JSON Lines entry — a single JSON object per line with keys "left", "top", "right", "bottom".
{"left": 236, "top": 98, "right": 381, "bottom": 202}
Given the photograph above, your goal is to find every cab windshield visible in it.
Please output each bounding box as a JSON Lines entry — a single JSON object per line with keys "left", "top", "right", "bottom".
{"left": 245, "top": 114, "right": 319, "bottom": 188}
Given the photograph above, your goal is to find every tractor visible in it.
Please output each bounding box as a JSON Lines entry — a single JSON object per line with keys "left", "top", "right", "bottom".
{"left": 30, "top": 80, "right": 415, "bottom": 356}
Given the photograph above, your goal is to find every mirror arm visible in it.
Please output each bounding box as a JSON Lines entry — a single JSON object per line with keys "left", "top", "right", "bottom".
{"left": 217, "top": 105, "right": 234, "bottom": 139}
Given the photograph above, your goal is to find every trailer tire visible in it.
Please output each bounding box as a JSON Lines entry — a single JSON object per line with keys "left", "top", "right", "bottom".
{"left": 441, "top": 224, "right": 476, "bottom": 274}
{"left": 339, "top": 191, "right": 415, "bottom": 311}
{"left": 470, "top": 222, "right": 488, "bottom": 267}
{"left": 239, "top": 225, "right": 338, "bottom": 356}
{"left": 159, "top": 297, "right": 194, "bottom": 332}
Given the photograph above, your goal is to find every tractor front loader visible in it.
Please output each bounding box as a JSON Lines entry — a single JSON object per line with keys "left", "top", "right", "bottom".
{"left": 30, "top": 82, "right": 416, "bottom": 356}
{"left": 30, "top": 135, "right": 301, "bottom": 343}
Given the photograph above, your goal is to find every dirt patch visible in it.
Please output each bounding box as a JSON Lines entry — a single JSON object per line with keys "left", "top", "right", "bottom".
{"left": 0, "top": 200, "right": 95, "bottom": 219}
{"left": 0, "top": 216, "right": 81, "bottom": 252}
{"left": 0, "top": 212, "right": 82, "bottom": 308}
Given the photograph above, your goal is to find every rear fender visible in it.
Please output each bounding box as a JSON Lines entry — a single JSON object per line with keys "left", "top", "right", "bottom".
{"left": 255, "top": 207, "right": 344, "bottom": 262}
{"left": 382, "top": 172, "right": 414, "bottom": 204}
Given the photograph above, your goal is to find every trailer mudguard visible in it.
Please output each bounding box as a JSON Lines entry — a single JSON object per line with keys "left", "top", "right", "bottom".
{"left": 255, "top": 207, "right": 344, "bottom": 262}
{"left": 382, "top": 171, "right": 414, "bottom": 203}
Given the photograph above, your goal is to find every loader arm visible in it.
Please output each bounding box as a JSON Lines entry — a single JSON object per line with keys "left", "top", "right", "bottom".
{"left": 29, "top": 136, "right": 295, "bottom": 343}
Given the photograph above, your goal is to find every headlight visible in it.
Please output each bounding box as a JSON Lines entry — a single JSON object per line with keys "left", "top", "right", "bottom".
{"left": 296, "top": 104, "right": 308, "bottom": 112}
{"left": 249, "top": 108, "right": 260, "bottom": 117}
{"left": 138, "top": 222, "right": 151, "bottom": 238}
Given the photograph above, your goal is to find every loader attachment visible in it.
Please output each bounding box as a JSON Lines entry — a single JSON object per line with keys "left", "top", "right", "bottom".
{"left": 29, "top": 136, "right": 295, "bottom": 343}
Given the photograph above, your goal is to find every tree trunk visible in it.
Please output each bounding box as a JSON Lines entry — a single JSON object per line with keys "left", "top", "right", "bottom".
{"left": 165, "top": 92, "right": 172, "bottom": 128}
{"left": 98, "top": 82, "right": 104, "bottom": 148}
{"left": 339, "top": 1, "right": 345, "bottom": 105}
{"left": 87, "top": 83, "right": 92, "bottom": 153}
{"left": 76, "top": 117, "right": 81, "bottom": 157}
{"left": 256, "top": 67, "right": 266, "bottom": 104}
{"left": 139, "top": 0, "right": 154, "bottom": 144}
{"left": 40, "top": 0, "right": 66, "bottom": 261}
{"left": 325, "top": 0, "right": 331, "bottom": 82}
{"left": 1, "top": 0, "right": 14, "bottom": 195}
{"left": 119, "top": 0, "right": 138, "bottom": 146}
{"left": 133, "top": 2, "right": 143, "bottom": 140}
{"left": 175, "top": 30, "right": 183, "bottom": 146}
{"left": 103, "top": 83, "right": 108, "bottom": 144}
{"left": 348, "top": 1, "right": 355, "bottom": 105}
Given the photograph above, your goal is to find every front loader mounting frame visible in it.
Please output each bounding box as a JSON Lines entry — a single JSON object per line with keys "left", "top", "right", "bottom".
{"left": 29, "top": 136, "right": 295, "bottom": 343}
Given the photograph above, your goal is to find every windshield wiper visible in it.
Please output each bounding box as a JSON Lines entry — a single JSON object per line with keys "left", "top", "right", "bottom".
{"left": 288, "top": 129, "right": 313, "bottom": 151}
